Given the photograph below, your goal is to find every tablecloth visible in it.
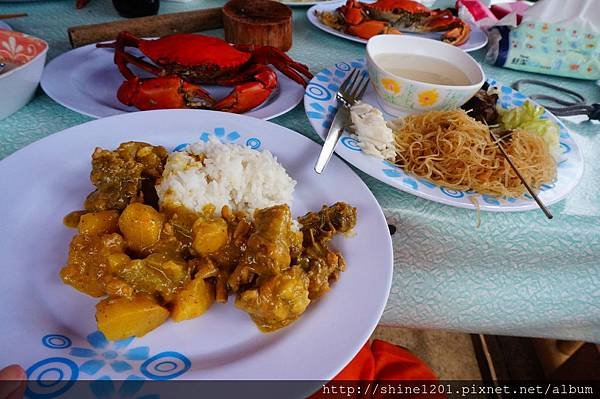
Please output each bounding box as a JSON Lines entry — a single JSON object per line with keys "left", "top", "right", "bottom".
{"left": 0, "top": 0, "right": 598, "bottom": 342}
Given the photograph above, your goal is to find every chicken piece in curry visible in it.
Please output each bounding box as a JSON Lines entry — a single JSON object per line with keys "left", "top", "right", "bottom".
{"left": 61, "top": 142, "right": 357, "bottom": 339}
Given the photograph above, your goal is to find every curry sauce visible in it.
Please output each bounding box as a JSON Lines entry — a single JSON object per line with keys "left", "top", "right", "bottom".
{"left": 60, "top": 142, "right": 357, "bottom": 339}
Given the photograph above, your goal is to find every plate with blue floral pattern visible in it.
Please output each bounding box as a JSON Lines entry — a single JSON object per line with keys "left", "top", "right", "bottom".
{"left": 0, "top": 110, "right": 392, "bottom": 393}
{"left": 304, "top": 59, "right": 584, "bottom": 212}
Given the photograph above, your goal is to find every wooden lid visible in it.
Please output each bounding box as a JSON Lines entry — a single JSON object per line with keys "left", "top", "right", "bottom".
{"left": 223, "top": 0, "right": 292, "bottom": 25}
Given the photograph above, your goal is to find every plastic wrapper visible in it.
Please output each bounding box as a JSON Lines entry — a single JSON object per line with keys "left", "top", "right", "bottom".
{"left": 456, "top": 0, "right": 499, "bottom": 30}
{"left": 490, "top": 1, "right": 530, "bottom": 25}
{"left": 485, "top": 0, "right": 600, "bottom": 80}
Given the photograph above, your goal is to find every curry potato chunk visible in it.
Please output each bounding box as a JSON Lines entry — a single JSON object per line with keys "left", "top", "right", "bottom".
{"left": 107, "top": 252, "right": 132, "bottom": 274}
{"left": 235, "top": 267, "right": 310, "bottom": 332}
{"left": 60, "top": 233, "right": 127, "bottom": 297}
{"left": 118, "top": 203, "right": 164, "bottom": 253}
{"left": 171, "top": 277, "right": 215, "bottom": 322}
{"left": 96, "top": 295, "right": 169, "bottom": 340}
{"left": 192, "top": 217, "right": 229, "bottom": 255}
{"left": 78, "top": 210, "right": 120, "bottom": 236}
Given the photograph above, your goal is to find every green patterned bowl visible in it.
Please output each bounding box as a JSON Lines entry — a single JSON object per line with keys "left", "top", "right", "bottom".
{"left": 365, "top": 35, "right": 485, "bottom": 116}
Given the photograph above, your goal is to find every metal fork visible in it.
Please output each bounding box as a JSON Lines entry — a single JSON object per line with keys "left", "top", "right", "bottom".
{"left": 314, "top": 69, "right": 370, "bottom": 174}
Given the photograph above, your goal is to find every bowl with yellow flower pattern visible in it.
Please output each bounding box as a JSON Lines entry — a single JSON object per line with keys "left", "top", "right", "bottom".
{"left": 365, "top": 35, "right": 484, "bottom": 116}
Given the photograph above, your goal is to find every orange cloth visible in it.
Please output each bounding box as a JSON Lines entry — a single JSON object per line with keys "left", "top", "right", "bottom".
{"left": 312, "top": 339, "right": 443, "bottom": 398}
{"left": 339, "top": 339, "right": 439, "bottom": 381}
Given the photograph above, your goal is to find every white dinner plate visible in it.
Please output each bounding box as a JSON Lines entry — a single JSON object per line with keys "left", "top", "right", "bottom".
{"left": 0, "top": 110, "right": 392, "bottom": 394}
{"left": 307, "top": 1, "right": 488, "bottom": 52}
{"left": 41, "top": 42, "right": 306, "bottom": 120}
{"left": 304, "top": 59, "right": 584, "bottom": 212}
{"left": 0, "top": 21, "right": 11, "bottom": 30}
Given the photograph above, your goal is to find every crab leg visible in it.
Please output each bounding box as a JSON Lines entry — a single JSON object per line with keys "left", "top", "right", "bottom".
{"left": 213, "top": 64, "right": 278, "bottom": 113}
{"left": 97, "top": 32, "right": 164, "bottom": 79}
{"left": 233, "top": 45, "right": 313, "bottom": 87}
{"left": 117, "top": 75, "right": 215, "bottom": 111}
{"left": 347, "top": 20, "right": 401, "bottom": 40}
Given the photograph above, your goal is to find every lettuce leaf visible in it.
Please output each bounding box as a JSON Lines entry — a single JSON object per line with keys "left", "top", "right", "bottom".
{"left": 498, "top": 101, "right": 560, "bottom": 158}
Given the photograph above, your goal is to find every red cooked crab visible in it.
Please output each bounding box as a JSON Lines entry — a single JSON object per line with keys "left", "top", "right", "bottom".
{"left": 338, "top": 0, "right": 402, "bottom": 38}
{"left": 97, "top": 32, "right": 313, "bottom": 113}
{"left": 338, "top": 0, "right": 471, "bottom": 46}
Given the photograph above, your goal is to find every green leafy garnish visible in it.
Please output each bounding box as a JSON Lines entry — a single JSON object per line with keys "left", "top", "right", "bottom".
{"left": 498, "top": 101, "right": 560, "bottom": 157}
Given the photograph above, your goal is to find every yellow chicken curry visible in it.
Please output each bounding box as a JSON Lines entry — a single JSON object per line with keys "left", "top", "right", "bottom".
{"left": 61, "top": 142, "right": 357, "bottom": 340}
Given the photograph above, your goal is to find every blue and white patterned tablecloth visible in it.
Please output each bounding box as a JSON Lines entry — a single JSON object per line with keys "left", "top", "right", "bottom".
{"left": 0, "top": 0, "right": 598, "bottom": 342}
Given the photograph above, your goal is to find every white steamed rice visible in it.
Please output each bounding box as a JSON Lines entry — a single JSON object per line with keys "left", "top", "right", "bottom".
{"left": 156, "top": 138, "right": 296, "bottom": 216}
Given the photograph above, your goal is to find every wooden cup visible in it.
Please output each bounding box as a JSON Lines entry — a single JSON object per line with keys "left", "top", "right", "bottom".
{"left": 223, "top": 0, "right": 293, "bottom": 51}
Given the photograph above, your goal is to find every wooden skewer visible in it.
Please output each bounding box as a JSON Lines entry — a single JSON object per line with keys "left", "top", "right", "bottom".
{"left": 0, "top": 13, "right": 28, "bottom": 20}
{"left": 490, "top": 130, "right": 553, "bottom": 219}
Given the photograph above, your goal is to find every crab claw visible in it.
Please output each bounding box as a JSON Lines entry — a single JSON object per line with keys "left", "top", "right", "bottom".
{"left": 339, "top": 0, "right": 367, "bottom": 25}
{"left": 214, "top": 82, "right": 272, "bottom": 113}
{"left": 425, "top": 9, "right": 471, "bottom": 46}
{"left": 214, "top": 64, "right": 278, "bottom": 113}
{"left": 441, "top": 21, "right": 471, "bottom": 46}
{"left": 347, "top": 20, "right": 401, "bottom": 40}
{"left": 117, "top": 75, "right": 215, "bottom": 110}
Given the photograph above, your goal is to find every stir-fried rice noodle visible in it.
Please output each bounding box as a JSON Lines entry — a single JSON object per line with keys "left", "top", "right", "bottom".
{"left": 390, "top": 109, "right": 556, "bottom": 198}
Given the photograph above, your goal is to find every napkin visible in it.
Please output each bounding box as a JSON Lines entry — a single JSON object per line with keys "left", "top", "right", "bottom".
{"left": 485, "top": 0, "right": 600, "bottom": 80}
